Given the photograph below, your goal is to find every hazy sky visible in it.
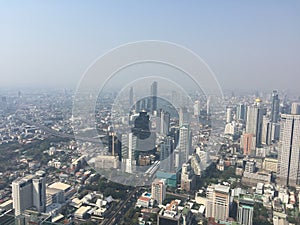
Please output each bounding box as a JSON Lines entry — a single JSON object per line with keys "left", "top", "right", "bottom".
{"left": 0, "top": 1, "right": 299, "bottom": 93}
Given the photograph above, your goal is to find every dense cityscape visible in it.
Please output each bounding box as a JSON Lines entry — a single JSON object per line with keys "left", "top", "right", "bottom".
{"left": 0, "top": 84, "right": 299, "bottom": 225}
{"left": 1, "top": 1, "right": 300, "bottom": 225}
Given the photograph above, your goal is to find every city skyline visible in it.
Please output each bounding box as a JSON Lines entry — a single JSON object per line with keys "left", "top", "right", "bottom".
{"left": 1, "top": 2, "right": 300, "bottom": 224}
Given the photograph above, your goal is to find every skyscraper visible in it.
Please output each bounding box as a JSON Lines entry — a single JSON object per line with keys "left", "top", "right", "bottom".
{"left": 150, "top": 81, "right": 158, "bottom": 112}
{"left": 240, "top": 133, "right": 255, "bottom": 155}
{"left": 160, "top": 136, "right": 174, "bottom": 172}
{"left": 160, "top": 110, "right": 170, "bottom": 135}
{"left": 245, "top": 99, "right": 264, "bottom": 148}
{"left": 177, "top": 125, "right": 191, "bottom": 168}
{"left": 12, "top": 171, "right": 46, "bottom": 216}
{"left": 181, "top": 163, "right": 196, "bottom": 191}
{"left": 206, "top": 184, "right": 230, "bottom": 222}
{"left": 277, "top": 114, "right": 300, "bottom": 186}
{"left": 236, "top": 103, "right": 246, "bottom": 122}
{"left": 291, "top": 102, "right": 300, "bottom": 115}
{"left": 194, "top": 100, "right": 201, "bottom": 117}
{"left": 129, "top": 86, "right": 134, "bottom": 108}
{"left": 151, "top": 179, "right": 166, "bottom": 204}
{"left": 121, "top": 132, "right": 137, "bottom": 173}
{"left": 179, "top": 107, "right": 189, "bottom": 126}
{"left": 226, "top": 107, "right": 233, "bottom": 124}
{"left": 261, "top": 115, "right": 271, "bottom": 145}
{"left": 270, "top": 90, "right": 280, "bottom": 123}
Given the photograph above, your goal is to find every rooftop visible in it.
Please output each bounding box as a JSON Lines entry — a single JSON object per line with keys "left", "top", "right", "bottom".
{"left": 48, "top": 182, "right": 70, "bottom": 191}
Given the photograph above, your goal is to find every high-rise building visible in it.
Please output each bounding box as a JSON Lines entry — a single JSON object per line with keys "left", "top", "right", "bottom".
{"left": 160, "top": 136, "right": 174, "bottom": 172}
{"left": 179, "top": 107, "right": 189, "bottom": 126}
{"left": 237, "top": 196, "right": 254, "bottom": 225}
{"left": 151, "top": 179, "right": 166, "bottom": 204}
{"left": 261, "top": 115, "right": 271, "bottom": 145}
{"left": 160, "top": 110, "right": 170, "bottom": 135}
{"left": 196, "top": 147, "right": 210, "bottom": 170}
{"left": 12, "top": 171, "right": 46, "bottom": 216}
{"left": 207, "top": 96, "right": 211, "bottom": 115}
{"left": 291, "top": 102, "right": 300, "bottom": 115}
{"left": 206, "top": 184, "right": 230, "bottom": 222}
{"left": 240, "top": 133, "right": 255, "bottom": 155}
{"left": 150, "top": 81, "right": 158, "bottom": 112}
{"left": 271, "top": 90, "right": 280, "bottom": 123}
{"left": 32, "top": 171, "right": 46, "bottom": 213}
{"left": 121, "top": 133, "right": 137, "bottom": 173}
{"left": 177, "top": 125, "right": 191, "bottom": 168}
{"left": 236, "top": 104, "right": 246, "bottom": 122}
{"left": 245, "top": 99, "right": 264, "bottom": 148}
{"left": 129, "top": 87, "right": 134, "bottom": 108}
{"left": 226, "top": 107, "right": 233, "bottom": 124}
{"left": 277, "top": 114, "right": 300, "bottom": 186}
{"left": 194, "top": 100, "right": 201, "bottom": 117}
{"left": 181, "top": 163, "right": 196, "bottom": 191}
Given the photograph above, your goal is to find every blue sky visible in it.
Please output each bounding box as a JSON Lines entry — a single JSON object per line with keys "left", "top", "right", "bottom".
{"left": 0, "top": 1, "right": 299, "bottom": 93}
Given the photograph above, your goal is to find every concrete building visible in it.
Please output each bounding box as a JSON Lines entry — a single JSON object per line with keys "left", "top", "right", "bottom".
{"left": 237, "top": 195, "right": 254, "bottom": 225}
{"left": 181, "top": 163, "right": 196, "bottom": 192}
{"left": 291, "top": 102, "right": 300, "bottom": 115}
{"left": 277, "top": 114, "right": 300, "bottom": 186}
{"left": 263, "top": 158, "right": 278, "bottom": 173}
{"left": 151, "top": 179, "right": 166, "bottom": 204}
{"left": 245, "top": 100, "right": 264, "bottom": 148}
{"left": 240, "top": 133, "right": 255, "bottom": 155}
{"left": 205, "top": 184, "right": 230, "bottom": 222}
{"left": 176, "top": 125, "right": 191, "bottom": 169}
{"left": 12, "top": 171, "right": 46, "bottom": 216}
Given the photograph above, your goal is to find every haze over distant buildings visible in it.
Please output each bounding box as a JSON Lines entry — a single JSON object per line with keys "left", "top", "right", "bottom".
{"left": 0, "top": 1, "right": 300, "bottom": 93}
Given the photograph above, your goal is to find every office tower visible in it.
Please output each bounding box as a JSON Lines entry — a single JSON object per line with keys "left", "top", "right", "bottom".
{"left": 121, "top": 133, "right": 137, "bottom": 173}
{"left": 277, "top": 114, "right": 300, "bottom": 186}
{"left": 12, "top": 172, "right": 46, "bottom": 216}
{"left": 179, "top": 107, "right": 189, "bottom": 126}
{"left": 196, "top": 147, "right": 210, "bottom": 170}
{"left": 224, "top": 123, "right": 237, "bottom": 136}
{"left": 240, "top": 133, "right": 255, "bottom": 155}
{"left": 129, "top": 87, "right": 133, "bottom": 108}
{"left": 194, "top": 100, "right": 201, "bottom": 116}
{"left": 151, "top": 179, "right": 166, "bottom": 204}
{"left": 190, "top": 154, "right": 202, "bottom": 176}
{"left": 245, "top": 99, "right": 264, "bottom": 148}
{"left": 207, "top": 96, "right": 211, "bottom": 115}
{"left": 177, "top": 125, "right": 191, "bottom": 168}
{"left": 181, "top": 163, "right": 196, "bottom": 191}
{"left": 150, "top": 81, "right": 158, "bottom": 112}
{"left": 236, "top": 104, "right": 246, "bottom": 121}
{"left": 160, "top": 136, "right": 174, "bottom": 172}
{"left": 261, "top": 115, "right": 271, "bottom": 145}
{"left": 237, "top": 196, "right": 254, "bottom": 225}
{"left": 206, "top": 184, "right": 230, "bottom": 222}
{"left": 160, "top": 110, "right": 170, "bottom": 135}
{"left": 271, "top": 123, "right": 280, "bottom": 142}
{"left": 271, "top": 90, "right": 280, "bottom": 123}
{"left": 12, "top": 175, "right": 33, "bottom": 216}
{"left": 32, "top": 171, "right": 46, "bottom": 213}
{"left": 226, "top": 107, "right": 233, "bottom": 124}
{"left": 291, "top": 102, "right": 300, "bottom": 115}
